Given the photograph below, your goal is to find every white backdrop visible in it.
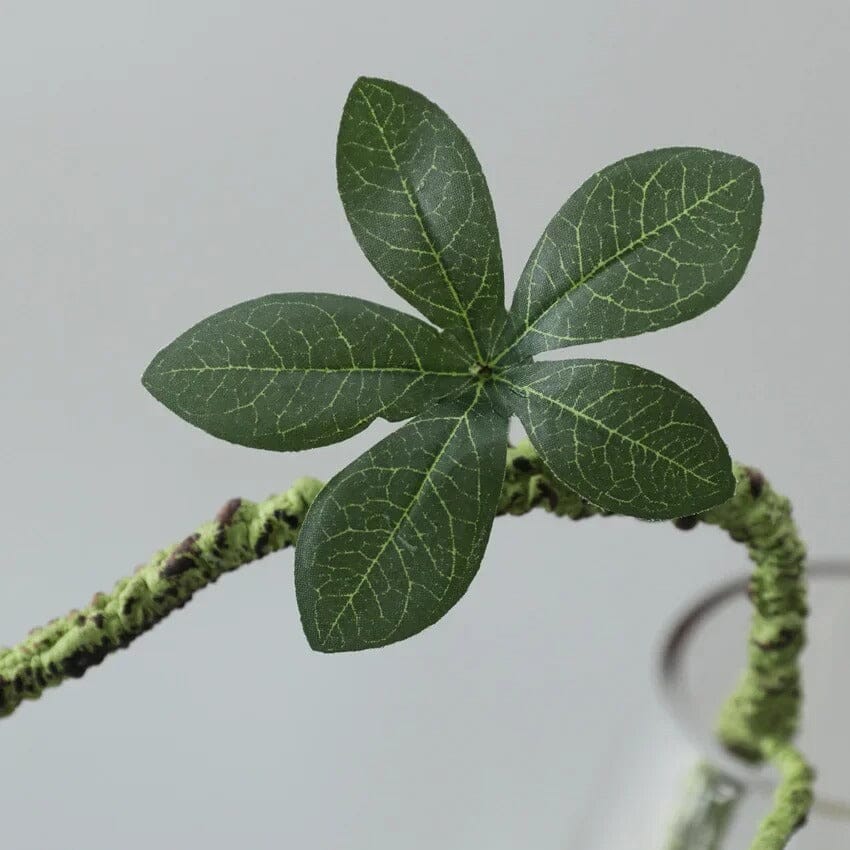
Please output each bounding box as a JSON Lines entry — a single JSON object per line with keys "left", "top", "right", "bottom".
{"left": 1, "top": 2, "right": 848, "bottom": 848}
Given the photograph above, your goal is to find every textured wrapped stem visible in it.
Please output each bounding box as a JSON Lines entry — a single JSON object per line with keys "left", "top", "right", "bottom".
{"left": 748, "top": 739, "right": 814, "bottom": 850}
{"left": 702, "top": 470, "right": 808, "bottom": 758}
{"left": 0, "top": 447, "right": 811, "bottom": 849}
{"left": 699, "top": 469, "right": 812, "bottom": 850}
{"left": 0, "top": 477, "right": 323, "bottom": 717}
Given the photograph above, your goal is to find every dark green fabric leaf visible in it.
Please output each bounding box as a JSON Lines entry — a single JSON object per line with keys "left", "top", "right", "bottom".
{"left": 295, "top": 385, "right": 508, "bottom": 652}
{"left": 494, "top": 148, "right": 762, "bottom": 362}
{"left": 143, "top": 293, "right": 470, "bottom": 451}
{"left": 337, "top": 77, "right": 506, "bottom": 360}
{"left": 495, "top": 359, "right": 733, "bottom": 518}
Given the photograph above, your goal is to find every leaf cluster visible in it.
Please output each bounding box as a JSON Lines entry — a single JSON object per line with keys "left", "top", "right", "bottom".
{"left": 144, "top": 78, "right": 763, "bottom": 652}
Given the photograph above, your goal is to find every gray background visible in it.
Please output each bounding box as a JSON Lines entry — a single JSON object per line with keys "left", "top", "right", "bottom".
{"left": 1, "top": 2, "right": 848, "bottom": 848}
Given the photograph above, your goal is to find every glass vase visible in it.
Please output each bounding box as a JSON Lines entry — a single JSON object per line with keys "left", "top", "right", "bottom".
{"left": 573, "top": 560, "right": 850, "bottom": 849}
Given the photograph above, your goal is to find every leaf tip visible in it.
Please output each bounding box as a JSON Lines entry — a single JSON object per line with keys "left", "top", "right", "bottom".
{"left": 140, "top": 354, "right": 163, "bottom": 400}
{"left": 347, "top": 75, "right": 389, "bottom": 99}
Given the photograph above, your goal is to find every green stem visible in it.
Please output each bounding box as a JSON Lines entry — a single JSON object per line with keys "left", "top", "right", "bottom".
{"left": 0, "top": 445, "right": 812, "bottom": 849}
{"left": 748, "top": 739, "right": 814, "bottom": 850}
{"left": 701, "top": 469, "right": 813, "bottom": 849}
{"left": 0, "top": 477, "right": 323, "bottom": 714}
{"left": 702, "top": 468, "right": 808, "bottom": 760}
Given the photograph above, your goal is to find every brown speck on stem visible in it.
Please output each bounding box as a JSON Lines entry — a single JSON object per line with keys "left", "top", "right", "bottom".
{"left": 746, "top": 467, "right": 765, "bottom": 498}
{"left": 216, "top": 498, "right": 242, "bottom": 525}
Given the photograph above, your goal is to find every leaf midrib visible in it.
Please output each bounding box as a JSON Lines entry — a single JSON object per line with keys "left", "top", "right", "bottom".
{"left": 493, "top": 174, "right": 741, "bottom": 364}
{"left": 355, "top": 82, "right": 484, "bottom": 362}
{"left": 154, "top": 365, "right": 470, "bottom": 378}
{"left": 495, "top": 372, "right": 717, "bottom": 487}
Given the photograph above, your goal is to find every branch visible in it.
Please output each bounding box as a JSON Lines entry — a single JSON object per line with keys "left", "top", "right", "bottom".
{"left": 0, "top": 444, "right": 812, "bottom": 849}
{"left": 0, "top": 477, "right": 324, "bottom": 716}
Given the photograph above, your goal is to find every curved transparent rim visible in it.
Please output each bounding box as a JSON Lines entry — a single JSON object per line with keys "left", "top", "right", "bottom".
{"left": 658, "top": 559, "right": 850, "bottom": 818}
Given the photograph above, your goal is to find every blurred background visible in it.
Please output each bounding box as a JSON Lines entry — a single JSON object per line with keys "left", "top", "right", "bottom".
{"left": 1, "top": 2, "right": 848, "bottom": 847}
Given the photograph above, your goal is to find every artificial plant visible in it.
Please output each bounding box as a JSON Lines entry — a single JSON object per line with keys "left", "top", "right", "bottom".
{"left": 0, "top": 78, "right": 812, "bottom": 849}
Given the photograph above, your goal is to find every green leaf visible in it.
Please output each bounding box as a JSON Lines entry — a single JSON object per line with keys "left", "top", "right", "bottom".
{"left": 294, "top": 385, "right": 508, "bottom": 652}
{"left": 142, "top": 293, "right": 471, "bottom": 451}
{"left": 494, "top": 148, "right": 762, "bottom": 363}
{"left": 494, "top": 359, "right": 733, "bottom": 518}
{"left": 337, "top": 77, "right": 506, "bottom": 361}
